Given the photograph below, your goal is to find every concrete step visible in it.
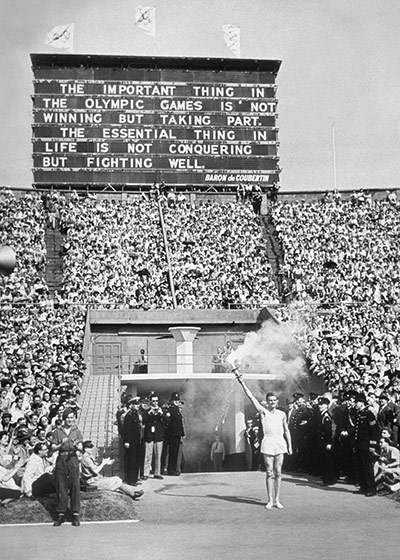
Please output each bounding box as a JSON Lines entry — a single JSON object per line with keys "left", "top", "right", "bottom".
{"left": 44, "top": 226, "right": 64, "bottom": 294}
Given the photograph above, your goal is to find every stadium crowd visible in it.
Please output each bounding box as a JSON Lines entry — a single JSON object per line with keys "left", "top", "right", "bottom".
{"left": 1, "top": 186, "right": 400, "bottom": 506}
{"left": 0, "top": 190, "right": 86, "bottom": 511}
{"left": 58, "top": 194, "right": 174, "bottom": 310}
{"left": 162, "top": 198, "right": 279, "bottom": 308}
{"left": 266, "top": 191, "right": 400, "bottom": 495}
{"left": 271, "top": 193, "right": 400, "bottom": 401}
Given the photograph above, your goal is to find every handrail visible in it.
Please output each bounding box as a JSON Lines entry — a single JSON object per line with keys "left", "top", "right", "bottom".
{"left": 157, "top": 196, "right": 178, "bottom": 309}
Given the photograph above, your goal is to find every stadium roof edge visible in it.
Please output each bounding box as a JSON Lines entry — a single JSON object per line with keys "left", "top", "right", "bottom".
{"left": 30, "top": 53, "right": 281, "bottom": 74}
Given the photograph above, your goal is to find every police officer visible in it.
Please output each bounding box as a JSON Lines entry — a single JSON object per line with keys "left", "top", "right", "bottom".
{"left": 317, "top": 397, "right": 335, "bottom": 485}
{"left": 305, "top": 392, "right": 321, "bottom": 476}
{"left": 122, "top": 397, "right": 143, "bottom": 486}
{"left": 163, "top": 392, "right": 185, "bottom": 476}
{"left": 289, "top": 393, "right": 312, "bottom": 473}
{"left": 244, "top": 417, "right": 261, "bottom": 471}
{"left": 337, "top": 390, "right": 357, "bottom": 483}
{"left": 352, "top": 393, "right": 379, "bottom": 497}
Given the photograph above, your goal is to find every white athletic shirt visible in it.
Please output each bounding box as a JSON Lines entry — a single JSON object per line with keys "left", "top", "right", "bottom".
{"left": 260, "top": 408, "right": 288, "bottom": 455}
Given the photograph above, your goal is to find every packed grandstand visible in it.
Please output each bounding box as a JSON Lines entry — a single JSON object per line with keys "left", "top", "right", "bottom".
{"left": 1, "top": 185, "right": 400, "bottom": 504}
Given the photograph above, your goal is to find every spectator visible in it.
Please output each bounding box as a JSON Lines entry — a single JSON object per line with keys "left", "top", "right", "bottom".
{"left": 133, "top": 348, "right": 148, "bottom": 374}
{"left": 80, "top": 440, "right": 144, "bottom": 499}
{"left": 374, "top": 436, "right": 400, "bottom": 490}
{"left": 50, "top": 408, "right": 83, "bottom": 527}
{"left": 142, "top": 393, "right": 165, "bottom": 480}
{"left": 210, "top": 433, "right": 225, "bottom": 472}
{"left": 21, "top": 441, "right": 56, "bottom": 498}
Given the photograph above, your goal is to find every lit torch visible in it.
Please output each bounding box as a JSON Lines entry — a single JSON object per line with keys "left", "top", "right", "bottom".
{"left": 231, "top": 365, "right": 242, "bottom": 381}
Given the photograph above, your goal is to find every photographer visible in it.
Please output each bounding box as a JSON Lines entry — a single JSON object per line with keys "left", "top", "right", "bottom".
{"left": 142, "top": 393, "right": 165, "bottom": 479}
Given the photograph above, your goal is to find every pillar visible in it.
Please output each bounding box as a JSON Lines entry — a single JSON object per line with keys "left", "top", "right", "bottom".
{"left": 169, "top": 326, "right": 201, "bottom": 375}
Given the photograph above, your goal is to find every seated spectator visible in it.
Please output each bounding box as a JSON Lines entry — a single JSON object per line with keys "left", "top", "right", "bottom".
{"left": 21, "top": 441, "right": 56, "bottom": 498}
{"left": 374, "top": 436, "right": 400, "bottom": 490}
{"left": 0, "top": 458, "right": 23, "bottom": 505}
{"left": 80, "top": 440, "right": 144, "bottom": 499}
{"left": 0, "top": 430, "right": 13, "bottom": 468}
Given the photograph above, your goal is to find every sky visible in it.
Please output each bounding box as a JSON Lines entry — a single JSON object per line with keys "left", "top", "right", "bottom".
{"left": 1, "top": 0, "right": 400, "bottom": 192}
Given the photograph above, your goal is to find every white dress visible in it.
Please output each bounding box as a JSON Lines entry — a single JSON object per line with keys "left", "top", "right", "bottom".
{"left": 260, "top": 408, "right": 288, "bottom": 455}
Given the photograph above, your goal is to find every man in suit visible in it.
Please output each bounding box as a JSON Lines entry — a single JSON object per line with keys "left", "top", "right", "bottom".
{"left": 142, "top": 393, "right": 165, "bottom": 479}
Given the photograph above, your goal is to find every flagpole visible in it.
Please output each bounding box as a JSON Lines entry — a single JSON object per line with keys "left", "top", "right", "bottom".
{"left": 332, "top": 125, "right": 337, "bottom": 192}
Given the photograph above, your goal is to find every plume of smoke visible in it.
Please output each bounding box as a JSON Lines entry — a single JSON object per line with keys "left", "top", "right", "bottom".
{"left": 173, "top": 319, "right": 312, "bottom": 471}
{"left": 227, "top": 320, "right": 306, "bottom": 376}
{"left": 226, "top": 319, "right": 308, "bottom": 400}
{"left": 180, "top": 379, "right": 235, "bottom": 472}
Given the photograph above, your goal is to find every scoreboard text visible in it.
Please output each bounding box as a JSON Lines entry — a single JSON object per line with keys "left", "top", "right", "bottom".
{"left": 32, "top": 56, "right": 280, "bottom": 187}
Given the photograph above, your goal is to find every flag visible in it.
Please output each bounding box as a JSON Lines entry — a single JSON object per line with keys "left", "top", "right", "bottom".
{"left": 222, "top": 24, "right": 241, "bottom": 58}
{"left": 45, "top": 23, "right": 75, "bottom": 52}
{"left": 135, "top": 6, "right": 156, "bottom": 37}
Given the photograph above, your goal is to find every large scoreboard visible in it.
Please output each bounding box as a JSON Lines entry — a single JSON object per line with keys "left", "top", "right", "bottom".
{"left": 31, "top": 54, "right": 281, "bottom": 189}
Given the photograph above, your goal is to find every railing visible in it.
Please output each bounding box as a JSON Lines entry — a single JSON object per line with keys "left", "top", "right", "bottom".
{"left": 91, "top": 352, "right": 272, "bottom": 376}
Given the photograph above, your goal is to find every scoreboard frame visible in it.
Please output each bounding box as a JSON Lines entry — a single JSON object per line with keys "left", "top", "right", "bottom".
{"left": 31, "top": 53, "right": 281, "bottom": 191}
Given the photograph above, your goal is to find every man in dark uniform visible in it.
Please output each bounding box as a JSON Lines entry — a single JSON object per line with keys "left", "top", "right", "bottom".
{"left": 316, "top": 397, "right": 336, "bottom": 485}
{"left": 163, "top": 392, "right": 185, "bottom": 476}
{"left": 289, "top": 393, "right": 312, "bottom": 473}
{"left": 352, "top": 393, "right": 379, "bottom": 497}
{"left": 305, "top": 393, "right": 321, "bottom": 476}
{"left": 336, "top": 390, "right": 357, "bottom": 483}
{"left": 122, "top": 397, "right": 143, "bottom": 486}
{"left": 115, "top": 399, "right": 128, "bottom": 475}
{"left": 244, "top": 417, "right": 261, "bottom": 471}
{"left": 377, "top": 392, "right": 397, "bottom": 433}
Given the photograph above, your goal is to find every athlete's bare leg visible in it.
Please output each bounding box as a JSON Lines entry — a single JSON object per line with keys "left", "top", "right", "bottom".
{"left": 264, "top": 454, "right": 275, "bottom": 509}
{"left": 273, "top": 454, "right": 284, "bottom": 508}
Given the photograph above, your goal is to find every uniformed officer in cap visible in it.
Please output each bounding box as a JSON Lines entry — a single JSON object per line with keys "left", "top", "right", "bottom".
{"left": 163, "top": 392, "right": 185, "bottom": 475}
{"left": 352, "top": 393, "right": 379, "bottom": 497}
{"left": 289, "top": 393, "right": 312, "bottom": 473}
{"left": 122, "top": 397, "right": 143, "bottom": 486}
{"left": 336, "top": 390, "right": 357, "bottom": 482}
{"left": 317, "top": 397, "right": 336, "bottom": 485}
{"left": 306, "top": 393, "right": 321, "bottom": 476}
